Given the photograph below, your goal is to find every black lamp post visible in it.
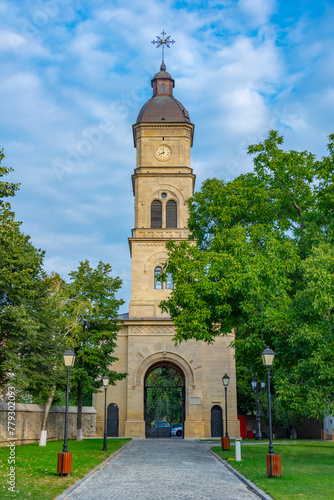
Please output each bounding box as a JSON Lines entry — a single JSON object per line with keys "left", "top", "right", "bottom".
{"left": 261, "top": 346, "right": 281, "bottom": 477}
{"left": 222, "top": 374, "right": 230, "bottom": 437}
{"left": 102, "top": 375, "right": 109, "bottom": 451}
{"left": 251, "top": 376, "right": 263, "bottom": 440}
{"left": 222, "top": 374, "right": 230, "bottom": 449}
{"left": 58, "top": 349, "right": 75, "bottom": 476}
{"left": 62, "top": 350, "right": 76, "bottom": 453}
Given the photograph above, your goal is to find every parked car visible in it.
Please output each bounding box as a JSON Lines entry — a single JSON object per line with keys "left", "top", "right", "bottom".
{"left": 153, "top": 421, "right": 171, "bottom": 428}
{"left": 171, "top": 423, "right": 183, "bottom": 437}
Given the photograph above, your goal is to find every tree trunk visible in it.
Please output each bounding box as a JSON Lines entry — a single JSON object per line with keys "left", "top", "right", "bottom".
{"left": 39, "top": 384, "right": 56, "bottom": 446}
{"left": 77, "top": 382, "right": 83, "bottom": 441}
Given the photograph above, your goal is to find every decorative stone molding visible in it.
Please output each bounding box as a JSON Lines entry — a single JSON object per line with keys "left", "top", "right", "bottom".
{"left": 134, "top": 229, "right": 189, "bottom": 239}
{"left": 143, "top": 251, "right": 167, "bottom": 274}
{"left": 134, "top": 124, "right": 193, "bottom": 138}
{"left": 134, "top": 243, "right": 164, "bottom": 248}
{"left": 144, "top": 182, "right": 186, "bottom": 207}
{"left": 130, "top": 326, "right": 175, "bottom": 336}
{"left": 134, "top": 351, "right": 196, "bottom": 388}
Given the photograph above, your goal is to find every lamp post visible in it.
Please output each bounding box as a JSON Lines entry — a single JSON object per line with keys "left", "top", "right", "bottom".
{"left": 57, "top": 349, "right": 75, "bottom": 477}
{"left": 102, "top": 375, "right": 109, "bottom": 451}
{"left": 251, "top": 376, "right": 263, "bottom": 440}
{"left": 222, "top": 374, "right": 230, "bottom": 450}
{"left": 261, "top": 346, "right": 281, "bottom": 477}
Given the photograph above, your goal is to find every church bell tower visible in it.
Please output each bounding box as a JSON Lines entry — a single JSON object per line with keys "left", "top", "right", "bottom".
{"left": 94, "top": 39, "right": 239, "bottom": 440}
{"left": 129, "top": 62, "right": 195, "bottom": 318}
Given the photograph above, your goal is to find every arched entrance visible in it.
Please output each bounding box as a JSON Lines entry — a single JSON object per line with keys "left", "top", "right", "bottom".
{"left": 144, "top": 362, "right": 185, "bottom": 438}
{"left": 107, "top": 403, "right": 119, "bottom": 437}
{"left": 211, "top": 405, "right": 223, "bottom": 437}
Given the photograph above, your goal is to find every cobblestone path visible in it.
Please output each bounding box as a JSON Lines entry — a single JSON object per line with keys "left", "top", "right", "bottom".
{"left": 64, "top": 439, "right": 263, "bottom": 500}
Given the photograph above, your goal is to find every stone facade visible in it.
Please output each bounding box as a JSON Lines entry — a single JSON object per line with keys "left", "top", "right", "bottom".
{"left": 0, "top": 403, "right": 96, "bottom": 446}
{"left": 93, "top": 64, "right": 239, "bottom": 439}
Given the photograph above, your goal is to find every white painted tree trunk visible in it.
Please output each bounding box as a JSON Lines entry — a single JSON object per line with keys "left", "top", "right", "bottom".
{"left": 39, "top": 384, "right": 56, "bottom": 446}
{"left": 76, "top": 382, "right": 83, "bottom": 441}
{"left": 39, "top": 430, "right": 47, "bottom": 446}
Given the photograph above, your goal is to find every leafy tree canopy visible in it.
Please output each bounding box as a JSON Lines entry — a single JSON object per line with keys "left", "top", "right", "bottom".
{"left": 0, "top": 150, "right": 125, "bottom": 416}
{"left": 0, "top": 150, "right": 48, "bottom": 386}
{"left": 65, "top": 260, "right": 126, "bottom": 393}
{"left": 161, "top": 131, "right": 334, "bottom": 419}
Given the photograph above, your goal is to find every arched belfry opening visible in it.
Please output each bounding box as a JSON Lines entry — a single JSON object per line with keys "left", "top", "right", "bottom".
{"left": 144, "top": 362, "right": 185, "bottom": 438}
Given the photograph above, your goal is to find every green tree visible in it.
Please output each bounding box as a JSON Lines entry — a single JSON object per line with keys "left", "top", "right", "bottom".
{"left": 0, "top": 150, "right": 48, "bottom": 388}
{"left": 19, "top": 273, "right": 79, "bottom": 445}
{"left": 65, "top": 260, "right": 126, "bottom": 440}
{"left": 0, "top": 151, "right": 126, "bottom": 445}
{"left": 161, "top": 131, "right": 334, "bottom": 419}
{"left": 0, "top": 151, "right": 71, "bottom": 444}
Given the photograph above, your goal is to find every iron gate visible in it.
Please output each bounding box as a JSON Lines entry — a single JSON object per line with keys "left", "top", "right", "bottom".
{"left": 144, "top": 386, "right": 185, "bottom": 438}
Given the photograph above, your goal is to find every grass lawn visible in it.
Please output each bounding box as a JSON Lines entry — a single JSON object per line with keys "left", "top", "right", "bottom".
{"left": 0, "top": 438, "right": 130, "bottom": 500}
{"left": 212, "top": 441, "right": 334, "bottom": 500}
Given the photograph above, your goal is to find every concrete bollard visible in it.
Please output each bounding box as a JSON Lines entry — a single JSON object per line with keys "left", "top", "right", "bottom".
{"left": 235, "top": 438, "right": 242, "bottom": 461}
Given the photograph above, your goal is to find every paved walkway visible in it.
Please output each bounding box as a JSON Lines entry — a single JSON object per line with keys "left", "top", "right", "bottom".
{"left": 62, "top": 440, "right": 265, "bottom": 500}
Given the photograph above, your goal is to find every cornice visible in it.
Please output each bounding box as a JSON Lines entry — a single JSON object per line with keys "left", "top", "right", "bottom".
{"left": 133, "top": 122, "right": 195, "bottom": 147}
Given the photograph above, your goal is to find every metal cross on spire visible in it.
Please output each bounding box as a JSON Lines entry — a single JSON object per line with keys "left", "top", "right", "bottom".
{"left": 151, "top": 31, "right": 176, "bottom": 66}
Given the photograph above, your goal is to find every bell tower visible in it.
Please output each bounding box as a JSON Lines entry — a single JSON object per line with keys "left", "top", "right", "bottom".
{"left": 129, "top": 62, "right": 195, "bottom": 318}
{"left": 94, "top": 42, "right": 240, "bottom": 441}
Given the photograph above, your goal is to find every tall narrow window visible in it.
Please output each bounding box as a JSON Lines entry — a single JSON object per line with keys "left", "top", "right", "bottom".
{"left": 154, "top": 267, "right": 163, "bottom": 289}
{"left": 166, "top": 272, "right": 174, "bottom": 290}
{"left": 166, "top": 200, "right": 177, "bottom": 228}
{"left": 161, "top": 83, "right": 165, "bottom": 93}
{"left": 151, "top": 200, "right": 162, "bottom": 228}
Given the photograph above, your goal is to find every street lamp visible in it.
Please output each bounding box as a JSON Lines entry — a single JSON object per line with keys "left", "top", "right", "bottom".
{"left": 222, "top": 374, "right": 230, "bottom": 450}
{"left": 57, "top": 349, "right": 75, "bottom": 477}
{"left": 261, "top": 346, "right": 281, "bottom": 477}
{"left": 102, "top": 375, "right": 109, "bottom": 451}
{"left": 251, "top": 376, "right": 263, "bottom": 440}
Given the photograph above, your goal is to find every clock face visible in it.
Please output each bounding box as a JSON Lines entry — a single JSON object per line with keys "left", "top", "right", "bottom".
{"left": 156, "top": 145, "right": 171, "bottom": 160}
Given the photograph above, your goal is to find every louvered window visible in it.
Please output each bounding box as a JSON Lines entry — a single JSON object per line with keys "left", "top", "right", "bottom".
{"left": 151, "top": 200, "right": 162, "bottom": 228}
{"left": 166, "top": 200, "right": 177, "bottom": 228}
{"left": 154, "top": 267, "right": 163, "bottom": 289}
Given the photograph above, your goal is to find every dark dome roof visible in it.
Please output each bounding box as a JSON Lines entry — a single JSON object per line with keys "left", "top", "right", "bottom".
{"left": 152, "top": 69, "right": 173, "bottom": 79}
{"left": 136, "top": 95, "right": 191, "bottom": 123}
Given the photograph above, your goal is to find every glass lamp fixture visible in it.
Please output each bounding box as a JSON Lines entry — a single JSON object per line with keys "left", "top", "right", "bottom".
{"left": 63, "top": 350, "right": 75, "bottom": 368}
{"left": 261, "top": 347, "right": 275, "bottom": 368}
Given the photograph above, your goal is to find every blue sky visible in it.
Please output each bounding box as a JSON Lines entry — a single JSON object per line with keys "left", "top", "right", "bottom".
{"left": 1, "top": 0, "right": 333, "bottom": 312}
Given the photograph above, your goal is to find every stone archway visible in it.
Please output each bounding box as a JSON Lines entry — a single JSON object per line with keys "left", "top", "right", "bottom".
{"left": 144, "top": 361, "right": 185, "bottom": 438}
{"left": 134, "top": 351, "right": 195, "bottom": 389}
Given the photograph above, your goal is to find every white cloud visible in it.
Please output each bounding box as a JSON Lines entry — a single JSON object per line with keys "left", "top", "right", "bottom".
{"left": 1, "top": 0, "right": 334, "bottom": 311}
{"left": 239, "top": 0, "right": 277, "bottom": 27}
